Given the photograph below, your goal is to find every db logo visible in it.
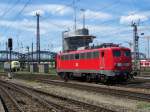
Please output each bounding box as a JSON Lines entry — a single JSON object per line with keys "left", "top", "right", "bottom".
{"left": 75, "top": 63, "right": 79, "bottom": 67}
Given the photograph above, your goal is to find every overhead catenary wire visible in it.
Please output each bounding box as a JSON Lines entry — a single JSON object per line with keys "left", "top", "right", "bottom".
{"left": 1, "top": 0, "right": 150, "bottom": 51}
{"left": 41, "top": 0, "right": 76, "bottom": 29}
{"left": 2, "top": 0, "right": 31, "bottom": 35}
{"left": 1, "top": 0, "right": 21, "bottom": 18}
{"left": 44, "top": 0, "right": 122, "bottom": 30}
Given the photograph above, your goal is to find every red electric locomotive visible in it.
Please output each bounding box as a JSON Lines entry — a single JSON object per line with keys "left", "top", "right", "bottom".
{"left": 56, "top": 43, "right": 132, "bottom": 82}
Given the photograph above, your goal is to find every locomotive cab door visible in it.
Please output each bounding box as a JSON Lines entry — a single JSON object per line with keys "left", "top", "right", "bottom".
{"left": 100, "top": 51, "right": 105, "bottom": 69}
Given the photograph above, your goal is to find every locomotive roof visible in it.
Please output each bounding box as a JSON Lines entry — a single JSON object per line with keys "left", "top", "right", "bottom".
{"left": 59, "top": 46, "right": 130, "bottom": 55}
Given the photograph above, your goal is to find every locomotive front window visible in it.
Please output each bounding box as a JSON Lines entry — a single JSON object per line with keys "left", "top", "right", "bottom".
{"left": 70, "top": 54, "right": 74, "bottom": 60}
{"left": 80, "top": 53, "right": 86, "bottom": 59}
{"left": 75, "top": 54, "right": 79, "bottom": 59}
{"left": 124, "top": 51, "right": 131, "bottom": 57}
{"left": 113, "top": 50, "right": 121, "bottom": 57}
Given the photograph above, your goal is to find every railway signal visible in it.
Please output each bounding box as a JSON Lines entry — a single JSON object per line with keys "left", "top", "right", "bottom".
{"left": 8, "top": 38, "right": 13, "bottom": 78}
{"left": 8, "top": 38, "right": 12, "bottom": 50}
{"left": 131, "top": 22, "right": 140, "bottom": 74}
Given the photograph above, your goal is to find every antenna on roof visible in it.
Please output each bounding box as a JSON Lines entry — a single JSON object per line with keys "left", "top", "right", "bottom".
{"left": 80, "top": 8, "right": 86, "bottom": 28}
{"left": 73, "top": 0, "right": 77, "bottom": 31}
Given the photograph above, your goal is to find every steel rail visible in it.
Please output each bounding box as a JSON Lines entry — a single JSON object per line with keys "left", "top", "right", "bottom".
{"left": 9, "top": 81, "right": 115, "bottom": 112}
{"left": 39, "top": 79, "right": 150, "bottom": 102}
{"left": 0, "top": 80, "right": 77, "bottom": 112}
{"left": 0, "top": 86, "right": 24, "bottom": 112}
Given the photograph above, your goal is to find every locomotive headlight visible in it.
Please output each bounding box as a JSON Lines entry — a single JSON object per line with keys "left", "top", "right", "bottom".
{"left": 116, "top": 63, "right": 122, "bottom": 67}
{"left": 116, "top": 63, "right": 130, "bottom": 67}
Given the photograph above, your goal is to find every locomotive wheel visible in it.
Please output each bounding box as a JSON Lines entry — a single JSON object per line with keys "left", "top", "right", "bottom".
{"left": 101, "top": 75, "right": 108, "bottom": 84}
{"left": 86, "top": 74, "right": 92, "bottom": 82}
{"left": 95, "top": 75, "right": 100, "bottom": 83}
{"left": 58, "top": 72, "right": 66, "bottom": 80}
{"left": 63, "top": 73, "right": 69, "bottom": 82}
{"left": 68, "top": 73, "right": 74, "bottom": 80}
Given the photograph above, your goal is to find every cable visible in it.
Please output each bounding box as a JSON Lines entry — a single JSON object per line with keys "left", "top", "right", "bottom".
{"left": 41, "top": 1, "right": 75, "bottom": 29}
{"left": 79, "top": 0, "right": 122, "bottom": 27}
{"left": 3, "top": 0, "right": 31, "bottom": 35}
{"left": 14, "top": 0, "right": 31, "bottom": 18}
{"left": 1, "top": 0, "right": 21, "bottom": 18}
{"left": 35, "top": 0, "right": 121, "bottom": 30}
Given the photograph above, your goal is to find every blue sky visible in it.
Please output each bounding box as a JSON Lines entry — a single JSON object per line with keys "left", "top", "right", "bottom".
{"left": 0, "top": 0, "right": 150, "bottom": 56}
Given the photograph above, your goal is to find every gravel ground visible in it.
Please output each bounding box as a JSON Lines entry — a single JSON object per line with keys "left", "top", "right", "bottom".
{"left": 0, "top": 99, "right": 5, "bottom": 112}
{"left": 5, "top": 77, "right": 150, "bottom": 112}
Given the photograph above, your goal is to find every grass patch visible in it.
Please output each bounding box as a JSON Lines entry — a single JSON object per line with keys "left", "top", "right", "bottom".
{"left": 49, "top": 68, "right": 57, "bottom": 74}
{"left": 12, "top": 71, "right": 59, "bottom": 81}
{"left": 137, "top": 102, "right": 150, "bottom": 110}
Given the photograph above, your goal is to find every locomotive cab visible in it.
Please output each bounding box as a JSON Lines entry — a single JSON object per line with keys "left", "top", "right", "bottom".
{"left": 112, "top": 48, "right": 132, "bottom": 80}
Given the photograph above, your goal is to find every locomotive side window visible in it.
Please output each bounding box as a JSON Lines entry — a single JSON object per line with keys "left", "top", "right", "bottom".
{"left": 68, "top": 54, "right": 71, "bottom": 60}
{"left": 75, "top": 54, "right": 79, "bottom": 59}
{"left": 61, "top": 55, "right": 65, "bottom": 60}
{"left": 113, "top": 50, "right": 121, "bottom": 57}
{"left": 93, "top": 51, "right": 99, "bottom": 58}
{"left": 64, "top": 55, "right": 69, "bottom": 60}
{"left": 87, "top": 52, "right": 92, "bottom": 59}
{"left": 124, "top": 50, "right": 131, "bottom": 57}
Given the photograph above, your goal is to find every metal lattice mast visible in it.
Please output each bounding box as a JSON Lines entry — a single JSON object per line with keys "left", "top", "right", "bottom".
{"left": 36, "top": 13, "right": 40, "bottom": 64}
{"left": 132, "top": 23, "right": 139, "bottom": 59}
{"left": 131, "top": 22, "right": 139, "bottom": 71}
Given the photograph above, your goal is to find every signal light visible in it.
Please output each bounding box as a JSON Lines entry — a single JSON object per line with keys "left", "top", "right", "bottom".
{"left": 8, "top": 38, "right": 12, "bottom": 50}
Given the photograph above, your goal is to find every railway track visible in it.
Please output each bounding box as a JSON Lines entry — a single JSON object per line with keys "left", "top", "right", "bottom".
{"left": 0, "top": 80, "right": 60, "bottom": 112}
{"left": 37, "top": 79, "right": 150, "bottom": 102}
{"left": 0, "top": 87, "right": 24, "bottom": 112}
{"left": 12, "top": 72, "right": 150, "bottom": 89}
{"left": 0, "top": 79, "right": 115, "bottom": 112}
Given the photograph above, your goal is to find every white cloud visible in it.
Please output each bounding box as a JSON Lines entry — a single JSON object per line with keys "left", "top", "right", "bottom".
{"left": 120, "top": 14, "right": 148, "bottom": 24}
{"left": 27, "top": 10, "right": 45, "bottom": 16}
{"left": 0, "top": 3, "right": 73, "bottom": 17}
{"left": 81, "top": 9, "right": 112, "bottom": 20}
{"left": 0, "top": 19, "right": 136, "bottom": 52}
{"left": 0, "top": 19, "right": 71, "bottom": 35}
{"left": 25, "top": 4, "right": 73, "bottom": 16}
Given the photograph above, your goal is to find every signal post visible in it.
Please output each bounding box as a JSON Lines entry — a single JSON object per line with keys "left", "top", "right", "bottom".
{"left": 8, "top": 38, "right": 13, "bottom": 79}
